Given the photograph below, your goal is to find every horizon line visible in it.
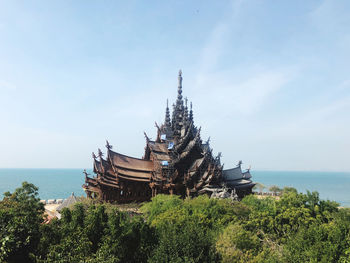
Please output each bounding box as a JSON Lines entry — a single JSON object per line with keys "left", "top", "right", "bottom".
{"left": 0, "top": 167, "right": 350, "bottom": 173}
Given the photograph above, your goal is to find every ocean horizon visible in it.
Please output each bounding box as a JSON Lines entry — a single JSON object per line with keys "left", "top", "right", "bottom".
{"left": 0, "top": 168, "right": 349, "bottom": 207}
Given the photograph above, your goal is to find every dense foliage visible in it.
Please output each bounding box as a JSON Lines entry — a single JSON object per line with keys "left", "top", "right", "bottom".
{"left": 1, "top": 182, "right": 350, "bottom": 262}
{"left": 0, "top": 182, "right": 44, "bottom": 262}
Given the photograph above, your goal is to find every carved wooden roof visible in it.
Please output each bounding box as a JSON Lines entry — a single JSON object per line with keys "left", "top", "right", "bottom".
{"left": 147, "top": 141, "right": 168, "bottom": 153}
{"left": 116, "top": 167, "right": 152, "bottom": 179}
{"left": 83, "top": 71, "right": 255, "bottom": 202}
{"left": 222, "top": 166, "right": 244, "bottom": 181}
{"left": 108, "top": 149, "right": 154, "bottom": 172}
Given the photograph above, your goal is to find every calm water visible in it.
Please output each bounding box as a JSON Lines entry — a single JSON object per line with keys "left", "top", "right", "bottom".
{"left": 0, "top": 169, "right": 87, "bottom": 200}
{"left": 0, "top": 169, "right": 349, "bottom": 207}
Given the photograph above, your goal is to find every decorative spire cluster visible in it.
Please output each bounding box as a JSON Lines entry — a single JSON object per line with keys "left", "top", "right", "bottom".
{"left": 85, "top": 69, "right": 255, "bottom": 203}
{"left": 162, "top": 70, "right": 194, "bottom": 137}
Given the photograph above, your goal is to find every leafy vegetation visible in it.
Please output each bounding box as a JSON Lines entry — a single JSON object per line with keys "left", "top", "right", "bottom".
{"left": 0, "top": 182, "right": 44, "bottom": 263}
{"left": 1, "top": 182, "right": 350, "bottom": 262}
{"left": 268, "top": 185, "right": 282, "bottom": 195}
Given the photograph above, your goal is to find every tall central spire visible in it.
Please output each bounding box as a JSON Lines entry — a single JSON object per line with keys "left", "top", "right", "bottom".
{"left": 176, "top": 69, "right": 184, "bottom": 109}
{"left": 173, "top": 70, "right": 185, "bottom": 136}
{"left": 177, "top": 70, "right": 183, "bottom": 101}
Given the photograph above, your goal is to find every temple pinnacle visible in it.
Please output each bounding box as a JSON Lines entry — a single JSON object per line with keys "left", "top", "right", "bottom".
{"left": 177, "top": 69, "right": 183, "bottom": 100}
{"left": 165, "top": 99, "right": 171, "bottom": 127}
{"left": 189, "top": 101, "right": 193, "bottom": 122}
{"left": 183, "top": 97, "right": 189, "bottom": 124}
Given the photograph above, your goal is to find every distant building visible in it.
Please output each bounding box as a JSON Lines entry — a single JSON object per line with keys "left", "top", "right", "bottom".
{"left": 83, "top": 71, "right": 255, "bottom": 202}
{"left": 56, "top": 193, "right": 78, "bottom": 212}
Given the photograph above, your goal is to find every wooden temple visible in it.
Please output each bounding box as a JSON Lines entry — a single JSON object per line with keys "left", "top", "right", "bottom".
{"left": 83, "top": 71, "right": 255, "bottom": 202}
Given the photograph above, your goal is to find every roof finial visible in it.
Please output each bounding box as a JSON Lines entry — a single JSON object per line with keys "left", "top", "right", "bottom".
{"left": 83, "top": 169, "right": 90, "bottom": 178}
{"left": 92, "top": 152, "right": 97, "bottom": 159}
{"left": 215, "top": 152, "right": 222, "bottom": 165}
{"left": 246, "top": 165, "right": 251, "bottom": 172}
{"left": 206, "top": 137, "right": 211, "bottom": 145}
{"left": 98, "top": 148, "right": 104, "bottom": 158}
{"left": 105, "top": 140, "right": 112, "bottom": 150}
{"left": 144, "top": 131, "right": 150, "bottom": 142}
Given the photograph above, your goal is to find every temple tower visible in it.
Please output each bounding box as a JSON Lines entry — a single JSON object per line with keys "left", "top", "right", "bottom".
{"left": 173, "top": 70, "right": 185, "bottom": 136}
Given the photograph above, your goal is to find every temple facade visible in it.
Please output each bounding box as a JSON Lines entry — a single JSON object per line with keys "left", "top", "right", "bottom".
{"left": 83, "top": 71, "right": 255, "bottom": 202}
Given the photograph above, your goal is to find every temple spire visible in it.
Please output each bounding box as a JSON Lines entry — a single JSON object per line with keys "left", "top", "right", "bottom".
{"left": 171, "top": 103, "right": 176, "bottom": 129}
{"left": 177, "top": 70, "right": 183, "bottom": 101}
{"left": 183, "top": 97, "right": 188, "bottom": 125}
{"left": 173, "top": 70, "right": 185, "bottom": 135}
{"left": 189, "top": 101, "right": 193, "bottom": 122}
{"left": 176, "top": 70, "right": 184, "bottom": 108}
{"left": 165, "top": 99, "right": 171, "bottom": 128}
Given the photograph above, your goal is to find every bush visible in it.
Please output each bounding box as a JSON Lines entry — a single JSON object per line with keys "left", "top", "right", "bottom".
{"left": 2, "top": 182, "right": 350, "bottom": 262}
{"left": 0, "top": 182, "right": 44, "bottom": 262}
{"left": 216, "top": 223, "right": 260, "bottom": 262}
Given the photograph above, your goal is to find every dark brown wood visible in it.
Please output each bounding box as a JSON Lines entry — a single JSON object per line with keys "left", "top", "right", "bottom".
{"left": 83, "top": 71, "right": 255, "bottom": 202}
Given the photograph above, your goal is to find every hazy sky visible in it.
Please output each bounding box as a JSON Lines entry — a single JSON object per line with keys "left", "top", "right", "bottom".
{"left": 0, "top": 0, "right": 349, "bottom": 171}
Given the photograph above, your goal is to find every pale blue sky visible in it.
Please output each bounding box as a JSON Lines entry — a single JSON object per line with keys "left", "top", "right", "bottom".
{"left": 0, "top": 0, "right": 349, "bottom": 171}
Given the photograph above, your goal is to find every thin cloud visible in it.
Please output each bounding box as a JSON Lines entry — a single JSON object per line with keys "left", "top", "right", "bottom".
{"left": 193, "top": 0, "right": 295, "bottom": 116}
{"left": 309, "top": 0, "right": 350, "bottom": 33}
{"left": 194, "top": 68, "right": 293, "bottom": 115}
{"left": 196, "top": 22, "right": 229, "bottom": 74}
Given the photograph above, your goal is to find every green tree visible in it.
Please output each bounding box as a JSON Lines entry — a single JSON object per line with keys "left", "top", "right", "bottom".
{"left": 149, "top": 215, "right": 217, "bottom": 263}
{"left": 85, "top": 204, "right": 108, "bottom": 253}
{"left": 0, "top": 182, "right": 44, "bottom": 262}
{"left": 141, "top": 194, "right": 183, "bottom": 222}
{"left": 40, "top": 203, "right": 102, "bottom": 262}
{"left": 283, "top": 222, "right": 349, "bottom": 263}
{"left": 253, "top": 182, "right": 265, "bottom": 194}
{"left": 35, "top": 219, "right": 61, "bottom": 261}
{"left": 96, "top": 209, "right": 157, "bottom": 263}
{"left": 143, "top": 195, "right": 251, "bottom": 262}
{"left": 216, "top": 223, "right": 260, "bottom": 263}
{"left": 282, "top": 186, "right": 298, "bottom": 194}
{"left": 269, "top": 185, "right": 282, "bottom": 196}
{"left": 241, "top": 195, "right": 277, "bottom": 235}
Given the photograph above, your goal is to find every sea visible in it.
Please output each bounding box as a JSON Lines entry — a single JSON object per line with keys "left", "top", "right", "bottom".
{"left": 0, "top": 169, "right": 349, "bottom": 207}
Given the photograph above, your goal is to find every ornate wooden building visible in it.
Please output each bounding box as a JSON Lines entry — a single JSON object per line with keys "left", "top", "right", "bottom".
{"left": 83, "top": 71, "right": 255, "bottom": 202}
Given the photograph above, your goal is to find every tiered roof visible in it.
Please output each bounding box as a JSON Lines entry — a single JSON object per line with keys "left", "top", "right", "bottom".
{"left": 83, "top": 71, "right": 255, "bottom": 202}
